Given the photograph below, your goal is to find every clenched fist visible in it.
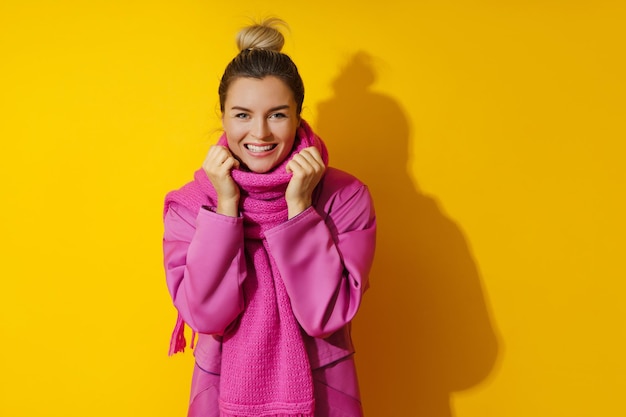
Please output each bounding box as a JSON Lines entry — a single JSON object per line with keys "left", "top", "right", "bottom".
{"left": 285, "top": 147, "right": 326, "bottom": 219}
{"left": 202, "top": 145, "right": 241, "bottom": 217}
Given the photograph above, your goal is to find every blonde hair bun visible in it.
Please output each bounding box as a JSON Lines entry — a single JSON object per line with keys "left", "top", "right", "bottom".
{"left": 236, "top": 17, "right": 288, "bottom": 52}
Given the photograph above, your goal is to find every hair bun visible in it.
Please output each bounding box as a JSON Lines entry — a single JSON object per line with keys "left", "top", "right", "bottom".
{"left": 236, "top": 17, "right": 287, "bottom": 52}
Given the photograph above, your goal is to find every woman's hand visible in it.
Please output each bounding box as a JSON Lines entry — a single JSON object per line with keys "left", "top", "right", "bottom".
{"left": 285, "top": 147, "right": 326, "bottom": 219}
{"left": 202, "top": 145, "right": 240, "bottom": 217}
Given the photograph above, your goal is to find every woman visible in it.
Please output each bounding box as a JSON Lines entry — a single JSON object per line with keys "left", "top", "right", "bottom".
{"left": 163, "top": 17, "right": 376, "bottom": 417}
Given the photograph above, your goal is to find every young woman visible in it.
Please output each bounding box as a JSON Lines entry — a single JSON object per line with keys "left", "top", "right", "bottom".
{"left": 163, "top": 18, "right": 376, "bottom": 417}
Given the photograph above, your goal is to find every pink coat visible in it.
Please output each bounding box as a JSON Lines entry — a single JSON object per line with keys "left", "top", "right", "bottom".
{"left": 163, "top": 167, "right": 376, "bottom": 415}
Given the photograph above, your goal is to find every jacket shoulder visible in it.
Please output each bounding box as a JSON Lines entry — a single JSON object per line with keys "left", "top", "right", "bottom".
{"left": 319, "top": 167, "right": 365, "bottom": 195}
{"left": 315, "top": 167, "right": 371, "bottom": 212}
{"left": 163, "top": 172, "right": 214, "bottom": 219}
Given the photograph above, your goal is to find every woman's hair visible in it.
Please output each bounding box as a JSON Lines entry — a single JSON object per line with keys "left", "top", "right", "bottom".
{"left": 218, "top": 18, "right": 304, "bottom": 115}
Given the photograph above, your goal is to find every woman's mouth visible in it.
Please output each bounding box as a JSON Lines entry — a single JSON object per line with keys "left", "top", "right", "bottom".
{"left": 245, "top": 143, "right": 277, "bottom": 153}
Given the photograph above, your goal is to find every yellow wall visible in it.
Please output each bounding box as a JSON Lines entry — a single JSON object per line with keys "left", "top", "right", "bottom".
{"left": 1, "top": 1, "right": 625, "bottom": 416}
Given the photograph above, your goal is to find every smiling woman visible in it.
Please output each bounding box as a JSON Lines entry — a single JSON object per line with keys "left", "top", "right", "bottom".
{"left": 161, "top": 17, "right": 376, "bottom": 417}
{"left": 222, "top": 76, "right": 299, "bottom": 175}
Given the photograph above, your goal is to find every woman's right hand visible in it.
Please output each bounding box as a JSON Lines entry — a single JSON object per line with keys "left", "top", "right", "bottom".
{"left": 202, "top": 145, "right": 240, "bottom": 217}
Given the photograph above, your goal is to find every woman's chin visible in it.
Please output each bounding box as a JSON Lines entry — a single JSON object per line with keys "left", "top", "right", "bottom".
{"left": 243, "top": 160, "right": 279, "bottom": 174}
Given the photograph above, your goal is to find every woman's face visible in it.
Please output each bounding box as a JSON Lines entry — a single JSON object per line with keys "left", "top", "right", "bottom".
{"left": 222, "top": 76, "right": 300, "bottom": 173}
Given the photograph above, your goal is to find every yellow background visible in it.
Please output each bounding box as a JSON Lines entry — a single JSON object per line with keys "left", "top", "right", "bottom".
{"left": 1, "top": 1, "right": 625, "bottom": 416}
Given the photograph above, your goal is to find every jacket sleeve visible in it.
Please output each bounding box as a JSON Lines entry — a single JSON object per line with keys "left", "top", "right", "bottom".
{"left": 163, "top": 203, "right": 246, "bottom": 335}
{"left": 264, "top": 183, "right": 376, "bottom": 338}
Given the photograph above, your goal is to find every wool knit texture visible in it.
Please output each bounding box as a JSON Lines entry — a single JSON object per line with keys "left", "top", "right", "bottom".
{"left": 164, "top": 120, "right": 328, "bottom": 417}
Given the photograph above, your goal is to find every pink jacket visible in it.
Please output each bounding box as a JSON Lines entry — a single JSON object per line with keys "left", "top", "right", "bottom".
{"left": 163, "top": 167, "right": 376, "bottom": 373}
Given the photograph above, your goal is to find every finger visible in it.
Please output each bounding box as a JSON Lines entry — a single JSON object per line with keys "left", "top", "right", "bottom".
{"left": 293, "top": 155, "right": 323, "bottom": 177}
{"left": 214, "top": 146, "right": 233, "bottom": 162}
{"left": 303, "top": 146, "right": 321, "bottom": 157}
{"left": 205, "top": 146, "right": 224, "bottom": 166}
{"left": 286, "top": 154, "right": 311, "bottom": 173}
{"left": 207, "top": 146, "right": 239, "bottom": 169}
{"left": 297, "top": 148, "right": 325, "bottom": 170}
{"left": 286, "top": 155, "right": 309, "bottom": 175}
{"left": 286, "top": 147, "right": 324, "bottom": 174}
{"left": 285, "top": 159, "right": 296, "bottom": 174}
{"left": 299, "top": 147, "right": 323, "bottom": 163}
{"left": 218, "top": 148, "right": 240, "bottom": 170}
{"left": 222, "top": 156, "right": 239, "bottom": 171}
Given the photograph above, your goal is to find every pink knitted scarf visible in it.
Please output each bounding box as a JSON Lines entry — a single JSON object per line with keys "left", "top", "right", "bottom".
{"left": 165, "top": 120, "right": 328, "bottom": 417}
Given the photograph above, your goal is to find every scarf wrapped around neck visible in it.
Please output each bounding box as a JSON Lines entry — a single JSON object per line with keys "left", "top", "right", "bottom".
{"left": 164, "top": 120, "right": 328, "bottom": 417}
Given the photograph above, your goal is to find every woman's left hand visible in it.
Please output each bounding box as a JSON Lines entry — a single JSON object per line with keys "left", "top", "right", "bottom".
{"left": 285, "top": 147, "right": 326, "bottom": 219}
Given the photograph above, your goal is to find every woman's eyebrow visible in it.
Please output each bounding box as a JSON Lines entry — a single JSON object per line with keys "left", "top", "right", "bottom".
{"left": 230, "top": 106, "right": 251, "bottom": 112}
{"left": 229, "top": 105, "right": 291, "bottom": 112}
{"left": 267, "top": 105, "right": 290, "bottom": 112}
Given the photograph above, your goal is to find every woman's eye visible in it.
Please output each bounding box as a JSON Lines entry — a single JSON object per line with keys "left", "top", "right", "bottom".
{"left": 235, "top": 113, "right": 249, "bottom": 119}
{"left": 269, "top": 113, "right": 287, "bottom": 119}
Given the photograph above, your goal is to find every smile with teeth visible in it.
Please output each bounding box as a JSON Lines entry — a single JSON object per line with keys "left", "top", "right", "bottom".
{"left": 245, "top": 143, "right": 277, "bottom": 153}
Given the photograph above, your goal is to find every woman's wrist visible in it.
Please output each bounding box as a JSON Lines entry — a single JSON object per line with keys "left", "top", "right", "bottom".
{"left": 217, "top": 198, "right": 240, "bottom": 217}
{"left": 287, "top": 198, "right": 311, "bottom": 219}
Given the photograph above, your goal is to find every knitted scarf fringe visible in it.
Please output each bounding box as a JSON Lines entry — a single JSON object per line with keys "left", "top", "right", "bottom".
{"left": 219, "top": 397, "right": 315, "bottom": 417}
{"left": 168, "top": 313, "right": 196, "bottom": 356}
{"left": 220, "top": 413, "right": 314, "bottom": 417}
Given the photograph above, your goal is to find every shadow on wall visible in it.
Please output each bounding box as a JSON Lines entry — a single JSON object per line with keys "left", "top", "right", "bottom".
{"left": 315, "top": 51, "right": 501, "bottom": 417}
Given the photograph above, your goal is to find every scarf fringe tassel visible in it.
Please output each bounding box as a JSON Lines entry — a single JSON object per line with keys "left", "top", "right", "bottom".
{"left": 168, "top": 313, "right": 196, "bottom": 356}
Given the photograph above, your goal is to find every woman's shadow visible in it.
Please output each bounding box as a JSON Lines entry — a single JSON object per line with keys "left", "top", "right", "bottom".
{"left": 315, "top": 51, "right": 501, "bottom": 416}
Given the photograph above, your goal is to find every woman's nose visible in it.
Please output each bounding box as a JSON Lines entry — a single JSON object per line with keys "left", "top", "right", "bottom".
{"left": 251, "top": 119, "right": 271, "bottom": 140}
